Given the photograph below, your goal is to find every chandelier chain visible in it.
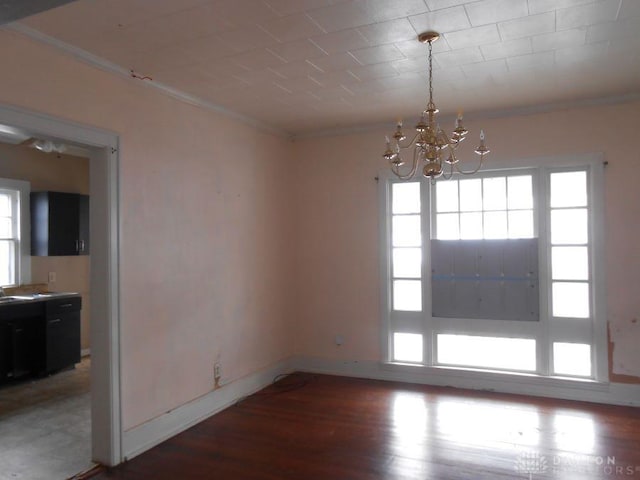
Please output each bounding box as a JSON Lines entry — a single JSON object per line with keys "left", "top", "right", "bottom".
{"left": 428, "top": 40, "right": 433, "bottom": 106}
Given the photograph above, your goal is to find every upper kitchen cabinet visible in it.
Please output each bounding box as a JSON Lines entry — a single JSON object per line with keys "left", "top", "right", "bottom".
{"left": 31, "top": 191, "right": 89, "bottom": 256}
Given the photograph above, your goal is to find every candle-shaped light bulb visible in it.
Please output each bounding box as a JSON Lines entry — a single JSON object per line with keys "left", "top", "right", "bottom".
{"left": 457, "top": 108, "right": 464, "bottom": 120}
{"left": 385, "top": 135, "right": 391, "bottom": 146}
{"left": 397, "top": 118, "right": 403, "bottom": 127}
{"left": 480, "top": 129, "right": 485, "bottom": 141}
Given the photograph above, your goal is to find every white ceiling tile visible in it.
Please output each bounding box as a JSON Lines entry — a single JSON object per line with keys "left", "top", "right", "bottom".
{"left": 464, "top": 0, "right": 528, "bottom": 26}
{"left": 434, "top": 46, "right": 484, "bottom": 67}
{"left": 444, "top": 24, "right": 500, "bottom": 49}
{"left": 233, "top": 68, "right": 286, "bottom": 85}
{"left": 425, "top": 0, "right": 470, "bottom": 11}
{"left": 273, "top": 76, "right": 323, "bottom": 93}
{"left": 310, "top": 85, "right": 354, "bottom": 101}
{"left": 231, "top": 49, "right": 287, "bottom": 70}
{"left": 349, "top": 44, "right": 406, "bottom": 65}
{"left": 506, "top": 50, "right": 555, "bottom": 70}
{"left": 555, "top": 40, "right": 610, "bottom": 64}
{"left": 461, "top": 58, "right": 508, "bottom": 78}
{"left": 309, "top": 70, "right": 361, "bottom": 87}
{"left": 259, "top": 13, "right": 325, "bottom": 43}
{"left": 357, "top": 18, "right": 418, "bottom": 46}
{"left": 360, "top": 0, "right": 430, "bottom": 23}
{"left": 216, "top": 27, "right": 279, "bottom": 54}
{"left": 532, "top": 28, "right": 586, "bottom": 52}
{"left": 620, "top": 0, "right": 640, "bottom": 17}
{"left": 498, "top": 12, "right": 555, "bottom": 40}
{"left": 391, "top": 56, "right": 429, "bottom": 73}
{"left": 264, "top": 0, "right": 332, "bottom": 15}
{"left": 348, "top": 63, "right": 399, "bottom": 81}
{"left": 269, "top": 60, "right": 324, "bottom": 79}
{"left": 586, "top": 16, "right": 640, "bottom": 44}
{"left": 267, "top": 39, "right": 327, "bottom": 62}
{"left": 310, "top": 29, "right": 370, "bottom": 54}
{"left": 306, "top": 2, "right": 377, "bottom": 32}
{"left": 480, "top": 38, "right": 532, "bottom": 60}
{"left": 527, "top": 0, "right": 600, "bottom": 15}
{"left": 409, "top": 6, "right": 472, "bottom": 34}
{"left": 211, "top": 0, "right": 281, "bottom": 26}
{"left": 308, "top": 52, "right": 363, "bottom": 72}
{"left": 556, "top": 0, "right": 621, "bottom": 30}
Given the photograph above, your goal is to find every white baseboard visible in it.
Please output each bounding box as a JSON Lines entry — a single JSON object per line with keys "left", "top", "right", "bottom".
{"left": 120, "top": 354, "right": 639, "bottom": 462}
{"left": 81, "top": 348, "right": 91, "bottom": 357}
{"left": 121, "top": 357, "right": 294, "bottom": 460}
{"left": 291, "top": 355, "right": 640, "bottom": 407}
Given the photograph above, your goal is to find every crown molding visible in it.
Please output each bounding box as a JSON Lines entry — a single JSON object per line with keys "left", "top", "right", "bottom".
{"left": 4, "top": 23, "right": 291, "bottom": 139}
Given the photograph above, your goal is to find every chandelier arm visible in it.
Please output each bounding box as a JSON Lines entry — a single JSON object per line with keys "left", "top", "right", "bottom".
{"left": 396, "top": 131, "right": 422, "bottom": 150}
{"left": 391, "top": 147, "right": 421, "bottom": 180}
{"left": 453, "top": 154, "right": 486, "bottom": 176}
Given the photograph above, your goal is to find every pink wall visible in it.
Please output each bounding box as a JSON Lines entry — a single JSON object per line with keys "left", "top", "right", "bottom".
{"left": 0, "top": 30, "right": 295, "bottom": 429}
{"left": 291, "top": 100, "right": 640, "bottom": 383}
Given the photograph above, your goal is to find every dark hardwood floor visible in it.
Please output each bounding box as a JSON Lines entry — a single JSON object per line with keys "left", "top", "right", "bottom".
{"left": 94, "top": 374, "right": 640, "bottom": 480}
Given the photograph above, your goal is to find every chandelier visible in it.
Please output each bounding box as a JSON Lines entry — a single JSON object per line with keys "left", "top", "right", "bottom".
{"left": 383, "top": 31, "right": 489, "bottom": 180}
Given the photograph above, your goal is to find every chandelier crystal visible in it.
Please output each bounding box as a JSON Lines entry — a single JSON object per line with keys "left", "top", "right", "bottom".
{"left": 383, "top": 31, "right": 489, "bottom": 180}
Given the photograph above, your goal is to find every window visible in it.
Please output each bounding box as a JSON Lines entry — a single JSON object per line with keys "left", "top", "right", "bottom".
{"left": 381, "top": 157, "right": 604, "bottom": 380}
{"left": 0, "top": 179, "right": 30, "bottom": 287}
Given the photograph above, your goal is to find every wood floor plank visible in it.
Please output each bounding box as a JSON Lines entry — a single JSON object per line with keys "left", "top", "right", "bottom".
{"left": 94, "top": 374, "right": 640, "bottom": 479}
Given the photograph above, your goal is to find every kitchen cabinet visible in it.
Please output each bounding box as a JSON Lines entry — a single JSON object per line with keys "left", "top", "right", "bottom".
{"left": 0, "top": 301, "right": 42, "bottom": 381}
{"left": 0, "top": 295, "right": 81, "bottom": 383}
{"left": 44, "top": 297, "right": 81, "bottom": 373}
{"left": 31, "top": 191, "right": 90, "bottom": 256}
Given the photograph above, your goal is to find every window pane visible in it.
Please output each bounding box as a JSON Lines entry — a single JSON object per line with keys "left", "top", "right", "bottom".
{"left": 0, "top": 194, "right": 11, "bottom": 216}
{"left": 551, "top": 209, "right": 588, "bottom": 245}
{"left": 508, "top": 210, "right": 534, "bottom": 238}
{"left": 459, "top": 179, "right": 482, "bottom": 212}
{"left": 553, "top": 342, "right": 591, "bottom": 377}
{"left": 392, "top": 182, "right": 420, "bottom": 214}
{"left": 393, "top": 280, "right": 422, "bottom": 311}
{"left": 552, "top": 282, "right": 590, "bottom": 318}
{"left": 392, "top": 215, "right": 421, "bottom": 247}
{"left": 483, "top": 177, "right": 506, "bottom": 210}
{"left": 483, "top": 211, "right": 507, "bottom": 239}
{"left": 552, "top": 246, "right": 589, "bottom": 280}
{"left": 550, "top": 171, "right": 587, "bottom": 208}
{"left": 437, "top": 334, "right": 536, "bottom": 371}
{"left": 436, "top": 213, "right": 459, "bottom": 240}
{"left": 0, "top": 217, "right": 12, "bottom": 238}
{"left": 393, "top": 248, "right": 421, "bottom": 278}
{"left": 460, "top": 212, "right": 483, "bottom": 239}
{"left": 436, "top": 180, "right": 458, "bottom": 212}
{"left": 507, "top": 176, "right": 533, "bottom": 209}
{"left": 0, "top": 240, "right": 14, "bottom": 286}
{"left": 393, "top": 332, "right": 423, "bottom": 363}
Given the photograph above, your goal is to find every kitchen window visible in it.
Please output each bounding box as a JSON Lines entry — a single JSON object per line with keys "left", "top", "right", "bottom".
{"left": 0, "top": 178, "right": 30, "bottom": 287}
{"left": 380, "top": 154, "right": 606, "bottom": 381}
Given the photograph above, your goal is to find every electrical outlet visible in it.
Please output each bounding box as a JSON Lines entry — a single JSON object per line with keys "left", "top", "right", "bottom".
{"left": 214, "top": 363, "right": 221, "bottom": 380}
{"left": 48, "top": 272, "right": 56, "bottom": 283}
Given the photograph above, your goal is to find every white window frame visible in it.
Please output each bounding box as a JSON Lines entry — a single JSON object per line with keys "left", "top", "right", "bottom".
{"left": 0, "top": 177, "right": 31, "bottom": 287}
{"left": 379, "top": 153, "right": 607, "bottom": 383}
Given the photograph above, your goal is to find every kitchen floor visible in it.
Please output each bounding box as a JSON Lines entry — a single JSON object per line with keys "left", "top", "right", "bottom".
{"left": 0, "top": 357, "right": 93, "bottom": 480}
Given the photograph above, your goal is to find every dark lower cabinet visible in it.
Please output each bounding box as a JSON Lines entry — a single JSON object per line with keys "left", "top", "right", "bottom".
{"left": 0, "top": 296, "right": 81, "bottom": 383}
{"left": 45, "top": 297, "right": 81, "bottom": 373}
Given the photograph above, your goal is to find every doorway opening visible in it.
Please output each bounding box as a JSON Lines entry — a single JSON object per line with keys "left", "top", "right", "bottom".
{"left": 0, "top": 103, "right": 122, "bottom": 471}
